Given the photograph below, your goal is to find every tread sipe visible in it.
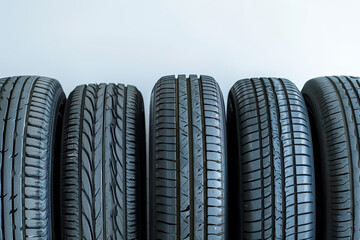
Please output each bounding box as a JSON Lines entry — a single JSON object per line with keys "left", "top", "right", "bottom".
{"left": 0, "top": 76, "right": 65, "bottom": 239}
{"left": 228, "top": 77, "right": 316, "bottom": 239}
{"left": 302, "top": 76, "right": 360, "bottom": 240}
{"left": 149, "top": 75, "right": 228, "bottom": 240}
{"left": 60, "top": 83, "right": 146, "bottom": 239}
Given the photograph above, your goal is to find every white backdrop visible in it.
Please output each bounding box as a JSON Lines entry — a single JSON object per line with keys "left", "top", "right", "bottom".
{"left": 1, "top": 0, "right": 360, "bottom": 108}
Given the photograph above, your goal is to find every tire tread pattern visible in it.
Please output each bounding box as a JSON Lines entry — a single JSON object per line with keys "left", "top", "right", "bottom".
{"left": 150, "top": 75, "right": 227, "bottom": 239}
{"left": 60, "top": 83, "right": 145, "bottom": 239}
{"left": 302, "top": 76, "right": 360, "bottom": 239}
{"left": 228, "top": 77, "right": 315, "bottom": 240}
{"left": 0, "top": 76, "right": 65, "bottom": 239}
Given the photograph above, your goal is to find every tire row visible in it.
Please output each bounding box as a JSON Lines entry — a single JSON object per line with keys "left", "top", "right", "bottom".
{"left": 0, "top": 75, "right": 358, "bottom": 239}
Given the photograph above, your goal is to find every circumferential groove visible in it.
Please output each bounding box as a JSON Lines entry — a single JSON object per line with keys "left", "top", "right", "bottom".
{"left": 198, "top": 77, "right": 208, "bottom": 240}
{"left": 250, "top": 78, "right": 265, "bottom": 238}
{"left": 123, "top": 85, "right": 128, "bottom": 239}
{"left": 79, "top": 85, "right": 87, "bottom": 238}
{"left": 280, "top": 78, "right": 298, "bottom": 239}
{"left": 259, "top": 78, "right": 276, "bottom": 239}
{"left": 269, "top": 78, "right": 286, "bottom": 239}
{"left": 2, "top": 78, "right": 16, "bottom": 240}
{"left": 186, "top": 77, "right": 195, "bottom": 240}
{"left": 102, "top": 84, "right": 107, "bottom": 239}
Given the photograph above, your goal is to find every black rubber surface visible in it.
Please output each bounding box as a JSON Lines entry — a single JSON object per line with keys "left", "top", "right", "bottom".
{"left": 0, "top": 76, "right": 65, "bottom": 239}
{"left": 149, "top": 75, "right": 227, "bottom": 240}
{"left": 228, "top": 78, "right": 316, "bottom": 239}
{"left": 60, "top": 83, "right": 146, "bottom": 239}
{"left": 302, "top": 76, "right": 360, "bottom": 240}
{"left": 0, "top": 79, "right": 5, "bottom": 92}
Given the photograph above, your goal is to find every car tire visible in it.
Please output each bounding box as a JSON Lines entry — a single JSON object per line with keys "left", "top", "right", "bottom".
{"left": 228, "top": 77, "right": 316, "bottom": 239}
{"left": 302, "top": 76, "right": 360, "bottom": 240}
{"left": 0, "top": 76, "right": 65, "bottom": 239}
{"left": 60, "top": 83, "right": 146, "bottom": 239}
{"left": 149, "top": 75, "right": 228, "bottom": 240}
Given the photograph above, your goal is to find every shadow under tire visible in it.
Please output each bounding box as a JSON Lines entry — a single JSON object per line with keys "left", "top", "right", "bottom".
{"left": 302, "top": 76, "right": 360, "bottom": 240}
{"left": 0, "top": 76, "right": 66, "bottom": 239}
{"left": 149, "top": 75, "right": 227, "bottom": 240}
{"left": 60, "top": 83, "right": 146, "bottom": 239}
{"left": 228, "top": 78, "right": 316, "bottom": 239}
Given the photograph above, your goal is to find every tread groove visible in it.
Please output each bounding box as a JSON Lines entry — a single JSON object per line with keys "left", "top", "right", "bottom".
{"left": 102, "top": 84, "right": 107, "bottom": 239}
{"left": 199, "top": 77, "right": 208, "bottom": 240}
{"left": 123, "top": 85, "right": 128, "bottom": 239}
{"left": 331, "top": 76, "right": 354, "bottom": 237}
{"left": 186, "top": 77, "right": 195, "bottom": 240}
{"left": 175, "top": 77, "right": 180, "bottom": 240}
{"left": 280, "top": 78, "right": 298, "bottom": 240}
{"left": 269, "top": 78, "right": 286, "bottom": 239}
{"left": 13, "top": 77, "right": 28, "bottom": 240}
{"left": 260, "top": 77, "right": 276, "bottom": 240}
{"left": 251, "top": 78, "right": 265, "bottom": 238}
{"left": 1, "top": 78, "right": 16, "bottom": 240}
{"left": 79, "top": 85, "right": 87, "bottom": 238}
